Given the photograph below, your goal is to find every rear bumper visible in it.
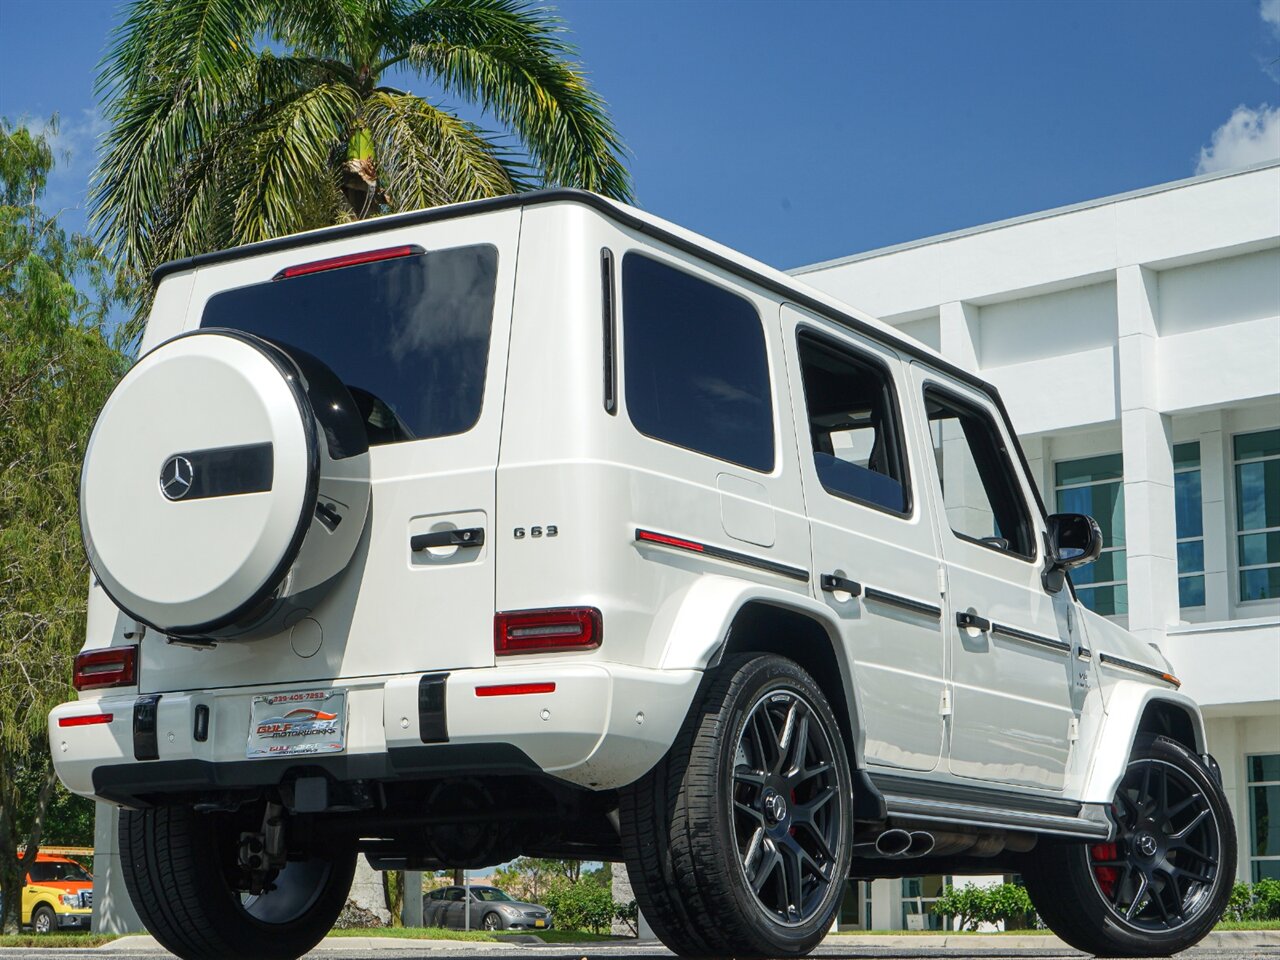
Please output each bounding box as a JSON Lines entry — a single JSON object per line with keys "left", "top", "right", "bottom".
{"left": 49, "top": 662, "right": 700, "bottom": 805}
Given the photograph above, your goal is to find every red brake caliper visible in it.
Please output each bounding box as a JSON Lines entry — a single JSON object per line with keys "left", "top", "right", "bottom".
{"left": 1091, "top": 842, "right": 1119, "bottom": 896}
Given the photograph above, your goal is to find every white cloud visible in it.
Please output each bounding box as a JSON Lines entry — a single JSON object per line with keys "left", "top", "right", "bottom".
{"left": 1263, "top": 0, "right": 1280, "bottom": 36}
{"left": 1195, "top": 104, "right": 1280, "bottom": 174}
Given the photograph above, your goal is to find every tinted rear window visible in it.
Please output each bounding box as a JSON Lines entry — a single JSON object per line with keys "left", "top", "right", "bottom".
{"left": 202, "top": 245, "right": 498, "bottom": 446}
{"left": 622, "top": 253, "right": 773, "bottom": 472}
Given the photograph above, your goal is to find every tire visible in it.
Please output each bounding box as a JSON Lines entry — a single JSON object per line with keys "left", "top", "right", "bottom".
{"left": 31, "top": 904, "right": 57, "bottom": 934}
{"left": 482, "top": 911, "right": 503, "bottom": 931}
{"left": 120, "top": 804, "right": 356, "bottom": 960}
{"left": 620, "top": 653, "right": 853, "bottom": 957}
{"left": 1024, "top": 735, "right": 1236, "bottom": 957}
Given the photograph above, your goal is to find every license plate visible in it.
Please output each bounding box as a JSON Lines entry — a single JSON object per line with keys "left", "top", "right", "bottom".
{"left": 247, "top": 689, "right": 346, "bottom": 759}
{"left": 535, "top": 919, "right": 545, "bottom": 928}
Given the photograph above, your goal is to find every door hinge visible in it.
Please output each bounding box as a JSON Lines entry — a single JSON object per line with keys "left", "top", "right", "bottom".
{"left": 939, "top": 687, "right": 952, "bottom": 717}
{"left": 937, "top": 565, "right": 948, "bottom": 597}
{"left": 1068, "top": 717, "right": 1080, "bottom": 743}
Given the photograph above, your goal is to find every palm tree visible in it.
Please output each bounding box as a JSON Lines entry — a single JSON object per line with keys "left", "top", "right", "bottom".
{"left": 91, "top": 0, "right": 631, "bottom": 290}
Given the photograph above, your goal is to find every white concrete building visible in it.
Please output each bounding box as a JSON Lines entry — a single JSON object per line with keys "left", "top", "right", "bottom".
{"left": 796, "top": 159, "right": 1280, "bottom": 930}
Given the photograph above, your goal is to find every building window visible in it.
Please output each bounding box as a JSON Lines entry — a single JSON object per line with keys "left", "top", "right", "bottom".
{"left": 902, "top": 876, "right": 947, "bottom": 931}
{"left": 1248, "top": 754, "right": 1280, "bottom": 882}
{"left": 1235, "top": 429, "right": 1280, "bottom": 602}
{"left": 1175, "top": 442, "right": 1205, "bottom": 608}
{"left": 1055, "top": 453, "right": 1126, "bottom": 615}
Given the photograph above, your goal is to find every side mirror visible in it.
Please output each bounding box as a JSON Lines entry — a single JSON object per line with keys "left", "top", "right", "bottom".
{"left": 1043, "top": 512, "right": 1103, "bottom": 593}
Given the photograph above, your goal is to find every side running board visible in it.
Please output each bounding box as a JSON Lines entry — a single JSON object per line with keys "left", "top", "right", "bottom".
{"left": 870, "top": 774, "right": 1114, "bottom": 840}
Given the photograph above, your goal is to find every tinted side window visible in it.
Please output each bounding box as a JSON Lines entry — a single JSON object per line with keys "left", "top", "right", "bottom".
{"left": 797, "top": 333, "right": 909, "bottom": 514}
{"left": 202, "top": 245, "right": 498, "bottom": 447}
{"left": 622, "top": 253, "right": 774, "bottom": 472}
{"left": 924, "top": 387, "right": 1034, "bottom": 558}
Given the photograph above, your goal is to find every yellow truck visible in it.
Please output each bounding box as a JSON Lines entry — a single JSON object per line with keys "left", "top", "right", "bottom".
{"left": 21, "top": 853, "right": 93, "bottom": 933}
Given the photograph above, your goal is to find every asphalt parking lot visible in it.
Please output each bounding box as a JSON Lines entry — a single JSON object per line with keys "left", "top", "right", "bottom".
{"left": 1, "top": 934, "right": 1277, "bottom": 960}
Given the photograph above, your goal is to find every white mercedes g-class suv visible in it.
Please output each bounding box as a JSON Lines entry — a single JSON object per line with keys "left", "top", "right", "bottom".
{"left": 52, "top": 190, "right": 1234, "bottom": 960}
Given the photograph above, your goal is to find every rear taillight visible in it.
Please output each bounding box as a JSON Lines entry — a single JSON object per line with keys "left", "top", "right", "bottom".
{"left": 73, "top": 646, "right": 137, "bottom": 691}
{"left": 494, "top": 608, "right": 602, "bottom": 655}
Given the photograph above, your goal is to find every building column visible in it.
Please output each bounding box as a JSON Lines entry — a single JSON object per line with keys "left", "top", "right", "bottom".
{"left": 90, "top": 802, "right": 143, "bottom": 934}
{"left": 869, "top": 877, "right": 901, "bottom": 930}
{"left": 402, "top": 871, "right": 423, "bottom": 926}
{"left": 1198, "top": 416, "right": 1231, "bottom": 622}
{"left": 611, "top": 863, "right": 653, "bottom": 938}
{"left": 938, "top": 301, "right": 980, "bottom": 372}
{"left": 1116, "top": 266, "right": 1179, "bottom": 647}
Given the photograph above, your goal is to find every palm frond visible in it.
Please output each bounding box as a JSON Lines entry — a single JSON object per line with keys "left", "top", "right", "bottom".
{"left": 364, "top": 90, "right": 525, "bottom": 209}
{"left": 91, "top": 54, "right": 340, "bottom": 270}
{"left": 233, "top": 82, "right": 361, "bottom": 243}
{"left": 391, "top": 0, "right": 632, "bottom": 201}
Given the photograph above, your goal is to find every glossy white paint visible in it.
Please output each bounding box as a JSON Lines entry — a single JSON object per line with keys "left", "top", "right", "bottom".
{"left": 54, "top": 193, "right": 1194, "bottom": 839}
{"left": 798, "top": 161, "right": 1278, "bottom": 892}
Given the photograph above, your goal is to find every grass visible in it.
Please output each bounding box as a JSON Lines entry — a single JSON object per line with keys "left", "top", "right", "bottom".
{"left": 1214, "top": 919, "right": 1280, "bottom": 930}
{"left": 0, "top": 934, "right": 118, "bottom": 948}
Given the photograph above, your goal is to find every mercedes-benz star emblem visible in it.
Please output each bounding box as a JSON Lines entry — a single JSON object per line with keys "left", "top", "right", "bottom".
{"left": 160, "top": 455, "right": 195, "bottom": 501}
{"left": 1136, "top": 833, "right": 1159, "bottom": 857}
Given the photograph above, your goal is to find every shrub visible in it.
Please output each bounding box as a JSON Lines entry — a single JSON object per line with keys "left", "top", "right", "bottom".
{"left": 541, "top": 880, "right": 616, "bottom": 933}
{"left": 1231, "top": 879, "right": 1280, "bottom": 922}
{"left": 931, "top": 882, "right": 1036, "bottom": 931}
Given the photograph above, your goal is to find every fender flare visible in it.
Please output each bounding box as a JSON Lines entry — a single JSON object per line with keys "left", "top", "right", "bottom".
{"left": 1081, "top": 682, "right": 1208, "bottom": 804}
{"left": 655, "top": 575, "right": 866, "bottom": 760}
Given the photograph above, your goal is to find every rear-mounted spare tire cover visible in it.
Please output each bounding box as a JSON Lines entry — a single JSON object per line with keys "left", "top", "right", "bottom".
{"left": 81, "top": 329, "right": 369, "bottom": 638}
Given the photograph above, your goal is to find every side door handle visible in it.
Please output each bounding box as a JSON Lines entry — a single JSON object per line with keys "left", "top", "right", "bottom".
{"left": 956, "top": 611, "right": 991, "bottom": 632}
{"left": 820, "top": 574, "right": 862, "bottom": 596}
{"left": 411, "top": 528, "right": 485, "bottom": 551}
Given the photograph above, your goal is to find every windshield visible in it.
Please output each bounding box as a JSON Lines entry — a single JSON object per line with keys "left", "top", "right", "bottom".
{"left": 29, "top": 861, "right": 91, "bottom": 883}
{"left": 471, "top": 887, "right": 513, "bottom": 902}
{"left": 201, "top": 245, "right": 498, "bottom": 448}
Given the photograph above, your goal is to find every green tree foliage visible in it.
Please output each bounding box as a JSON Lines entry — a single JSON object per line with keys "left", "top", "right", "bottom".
{"left": 490, "top": 857, "right": 585, "bottom": 903}
{"left": 930, "top": 881, "right": 1036, "bottom": 932}
{"left": 93, "top": 0, "right": 633, "bottom": 344}
{"left": 0, "top": 117, "right": 127, "bottom": 933}
{"left": 488, "top": 859, "right": 631, "bottom": 933}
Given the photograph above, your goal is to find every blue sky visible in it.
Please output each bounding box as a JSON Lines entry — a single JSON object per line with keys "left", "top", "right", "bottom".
{"left": 1, "top": 0, "right": 1277, "bottom": 270}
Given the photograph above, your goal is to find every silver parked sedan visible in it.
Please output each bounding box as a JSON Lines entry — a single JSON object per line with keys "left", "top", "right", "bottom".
{"left": 423, "top": 886, "right": 553, "bottom": 931}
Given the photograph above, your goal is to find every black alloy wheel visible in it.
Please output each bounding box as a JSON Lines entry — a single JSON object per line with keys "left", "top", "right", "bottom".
{"left": 1088, "top": 756, "right": 1221, "bottom": 929}
{"left": 619, "top": 653, "right": 853, "bottom": 957}
{"left": 1024, "top": 735, "right": 1235, "bottom": 957}
{"left": 732, "top": 687, "right": 844, "bottom": 926}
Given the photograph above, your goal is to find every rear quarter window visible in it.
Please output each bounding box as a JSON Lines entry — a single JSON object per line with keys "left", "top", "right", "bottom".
{"left": 201, "top": 244, "right": 498, "bottom": 446}
{"left": 621, "top": 252, "right": 774, "bottom": 472}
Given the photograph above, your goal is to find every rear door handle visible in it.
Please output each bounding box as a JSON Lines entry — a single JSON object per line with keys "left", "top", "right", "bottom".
{"left": 956, "top": 611, "right": 991, "bottom": 632}
{"left": 411, "top": 528, "right": 485, "bottom": 551}
{"left": 820, "top": 574, "right": 862, "bottom": 596}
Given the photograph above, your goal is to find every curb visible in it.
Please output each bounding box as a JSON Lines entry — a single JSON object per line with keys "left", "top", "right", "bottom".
{"left": 96, "top": 935, "right": 518, "bottom": 952}
{"left": 824, "top": 929, "right": 1280, "bottom": 950}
